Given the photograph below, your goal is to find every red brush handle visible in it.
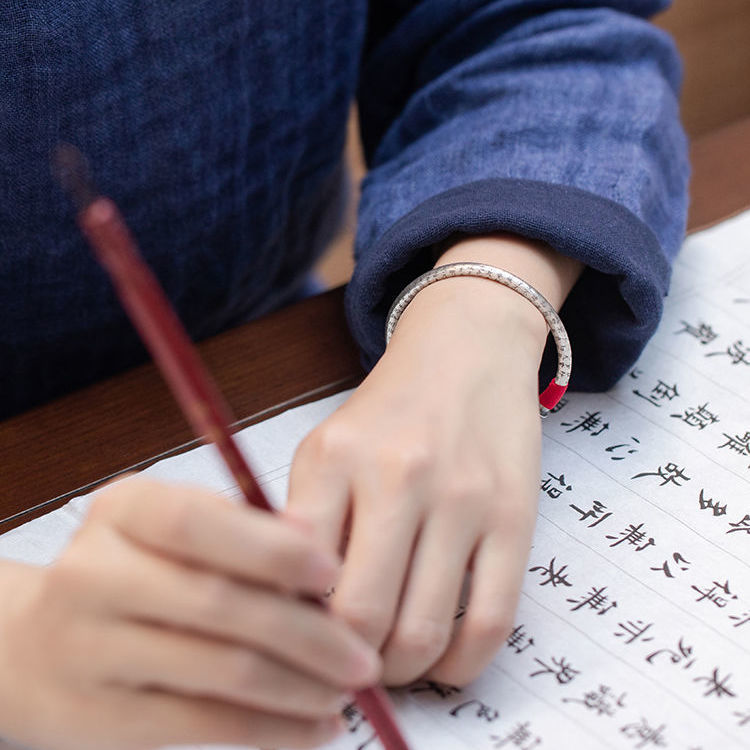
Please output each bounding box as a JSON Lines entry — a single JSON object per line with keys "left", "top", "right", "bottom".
{"left": 79, "top": 197, "right": 409, "bottom": 750}
{"left": 80, "top": 198, "right": 270, "bottom": 510}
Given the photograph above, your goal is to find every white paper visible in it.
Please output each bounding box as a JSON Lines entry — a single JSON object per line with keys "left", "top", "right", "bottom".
{"left": 2, "top": 211, "right": 749, "bottom": 750}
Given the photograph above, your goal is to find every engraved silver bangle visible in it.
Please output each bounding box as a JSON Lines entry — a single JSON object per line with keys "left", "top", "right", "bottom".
{"left": 385, "top": 262, "right": 572, "bottom": 416}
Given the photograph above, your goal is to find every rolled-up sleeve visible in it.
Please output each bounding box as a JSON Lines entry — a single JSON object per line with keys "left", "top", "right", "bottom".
{"left": 346, "top": 0, "right": 689, "bottom": 391}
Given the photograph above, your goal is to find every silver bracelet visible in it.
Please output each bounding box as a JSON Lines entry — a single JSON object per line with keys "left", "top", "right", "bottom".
{"left": 385, "top": 262, "right": 572, "bottom": 416}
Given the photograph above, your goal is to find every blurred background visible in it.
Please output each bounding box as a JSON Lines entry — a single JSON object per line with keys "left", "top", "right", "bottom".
{"left": 315, "top": 0, "right": 750, "bottom": 289}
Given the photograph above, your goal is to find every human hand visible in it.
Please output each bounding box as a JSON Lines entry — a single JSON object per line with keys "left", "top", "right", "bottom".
{"left": 287, "top": 234, "right": 582, "bottom": 687}
{"left": 0, "top": 477, "right": 381, "bottom": 750}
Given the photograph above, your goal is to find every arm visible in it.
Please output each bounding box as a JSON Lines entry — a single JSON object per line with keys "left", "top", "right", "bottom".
{"left": 287, "top": 0, "right": 688, "bottom": 687}
{"left": 348, "top": 0, "right": 688, "bottom": 389}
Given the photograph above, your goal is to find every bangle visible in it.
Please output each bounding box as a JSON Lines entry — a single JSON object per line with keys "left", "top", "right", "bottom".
{"left": 384, "top": 262, "right": 571, "bottom": 416}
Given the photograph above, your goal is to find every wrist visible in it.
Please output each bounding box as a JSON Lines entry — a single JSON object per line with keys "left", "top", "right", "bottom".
{"left": 386, "top": 276, "right": 546, "bottom": 386}
{"left": 402, "top": 273, "right": 547, "bottom": 354}
{"left": 434, "top": 233, "right": 583, "bottom": 311}
{"left": 426, "top": 233, "right": 582, "bottom": 358}
{"left": 385, "top": 233, "right": 581, "bottom": 386}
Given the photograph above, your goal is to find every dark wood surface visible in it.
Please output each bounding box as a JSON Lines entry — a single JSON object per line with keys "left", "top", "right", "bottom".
{"left": 1, "top": 117, "right": 749, "bottom": 532}
{"left": 0, "top": 288, "right": 363, "bottom": 531}
{"left": 656, "top": 0, "right": 750, "bottom": 139}
{"left": 688, "top": 117, "right": 750, "bottom": 232}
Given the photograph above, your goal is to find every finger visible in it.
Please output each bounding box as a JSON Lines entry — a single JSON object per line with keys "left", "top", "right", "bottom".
{"left": 89, "top": 477, "right": 338, "bottom": 596}
{"left": 90, "top": 524, "right": 380, "bottom": 689}
{"left": 100, "top": 620, "right": 348, "bottom": 720}
{"left": 285, "top": 427, "right": 352, "bottom": 553}
{"left": 427, "top": 531, "right": 527, "bottom": 686}
{"left": 380, "top": 511, "right": 476, "bottom": 685}
{"left": 331, "top": 477, "right": 422, "bottom": 649}
{"left": 105, "top": 686, "right": 344, "bottom": 750}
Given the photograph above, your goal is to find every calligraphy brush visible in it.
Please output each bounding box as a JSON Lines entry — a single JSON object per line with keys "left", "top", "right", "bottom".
{"left": 53, "top": 144, "right": 410, "bottom": 750}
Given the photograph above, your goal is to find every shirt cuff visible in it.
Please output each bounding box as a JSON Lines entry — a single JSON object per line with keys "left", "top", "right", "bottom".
{"left": 345, "top": 177, "right": 672, "bottom": 391}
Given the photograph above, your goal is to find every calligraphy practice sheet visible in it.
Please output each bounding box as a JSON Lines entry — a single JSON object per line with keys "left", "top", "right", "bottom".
{"left": 1, "top": 211, "right": 749, "bottom": 750}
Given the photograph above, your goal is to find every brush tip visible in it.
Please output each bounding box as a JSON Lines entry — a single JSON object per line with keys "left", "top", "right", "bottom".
{"left": 52, "top": 143, "right": 98, "bottom": 212}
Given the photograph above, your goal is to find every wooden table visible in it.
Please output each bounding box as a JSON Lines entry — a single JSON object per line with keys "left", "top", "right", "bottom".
{"left": 2, "top": 116, "right": 749, "bottom": 533}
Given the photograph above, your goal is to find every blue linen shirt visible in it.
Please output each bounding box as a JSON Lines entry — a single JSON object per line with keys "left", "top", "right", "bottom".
{"left": 0, "top": 1, "right": 688, "bottom": 418}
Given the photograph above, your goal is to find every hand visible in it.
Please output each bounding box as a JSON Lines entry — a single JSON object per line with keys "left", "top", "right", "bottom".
{"left": 0, "top": 477, "right": 381, "bottom": 750}
{"left": 287, "top": 234, "right": 582, "bottom": 687}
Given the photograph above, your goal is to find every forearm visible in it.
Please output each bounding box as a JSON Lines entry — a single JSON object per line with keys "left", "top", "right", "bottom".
{"left": 349, "top": 2, "right": 687, "bottom": 385}
{"left": 390, "top": 234, "right": 583, "bottom": 371}
{"left": 436, "top": 233, "right": 584, "bottom": 312}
